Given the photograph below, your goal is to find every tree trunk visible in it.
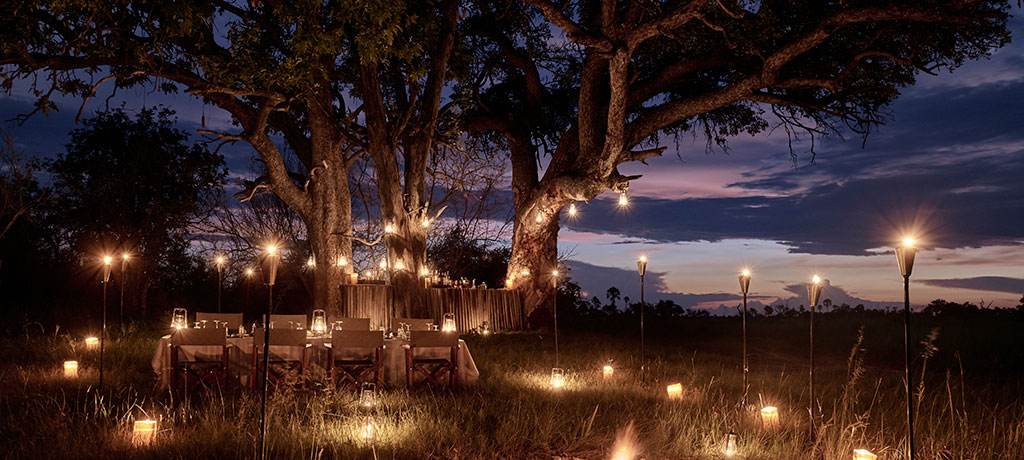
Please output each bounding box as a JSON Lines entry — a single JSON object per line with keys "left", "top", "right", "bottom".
{"left": 508, "top": 192, "right": 562, "bottom": 323}
{"left": 385, "top": 220, "right": 428, "bottom": 318}
{"left": 306, "top": 155, "right": 353, "bottom": 318}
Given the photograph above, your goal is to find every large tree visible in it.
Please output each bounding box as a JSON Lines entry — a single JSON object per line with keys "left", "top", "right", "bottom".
{"left": 47, "top": 107, "right": 226, "bottom": 316}
{"left": 0, "top": 0, "right": 463, "bottom": 315}
{"left": 462, "top": 0, "right": 1011, "bottom": 314}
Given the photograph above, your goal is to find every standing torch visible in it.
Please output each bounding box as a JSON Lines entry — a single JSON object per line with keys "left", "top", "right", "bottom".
{"left": 552, "top": 269, "right": 560, "bottom": 367}
{"left": 259, "top": 245, "right": 280, "bottom": 460}
{"left": 216, "top": 256, "right": 225, "bottom": 313}
{"left": 738, "top": 269, "right": 751, "bottom": 408}
{"left": 100, "top": 256, "right": 112, "bottom": 392}
{"left": 637, "top": 256, "right": 647, "bottom": 382}
{"left": 806, "top": 274, "right": 823, "bottom": 438}
{"left": 895, "top": 238, "right": 917, "bottom": 460}
{"left": 120, "top": 253, "right": 129, "bottom": 326}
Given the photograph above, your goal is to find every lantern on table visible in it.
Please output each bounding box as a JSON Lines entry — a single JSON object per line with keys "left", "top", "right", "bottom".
{"left": 480, "top": 320, "right": 490, "bottom": 335}
{"left": 63, "top": 360, "right": 79, "bottom": 378}
{"left": 550, "top": 368, "right": 565, "bottom": 389}
{"left": 171, "top": 308, "right": 188, "bottom": 330}
{"left": 761, "top": 406, "right": 780, "bottom": 430}
{"left": 311, "top": 309, "right": 328, "bottom": 335}
{"left": 853, "top": 449, "right": 878, "bottom": 460}
{"left": 602, "top": 365, "right": 614, "bottom": 381}
{"left": 84, "top": 337, "right": 99, "bottom": 350}
{"left": 666, "top": 383, "right": 683, "bottom": 399}
{"left": 132, "top": 419, "right": 158, "bottom": 446}
{"left": 442, "top": 313, "right": 456, "bottom": 333}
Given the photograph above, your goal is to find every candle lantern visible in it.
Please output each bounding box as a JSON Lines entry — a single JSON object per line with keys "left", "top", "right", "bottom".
{"left": 311, "top": 310, "right": 328, "bottom": 335}
{"left": 359, "top": 382, "right": 378, "bottom": 409}
{"left": 63, "top": 360, "right": 79, "bottom": 378}
{"left": 761, "top": 406, "right": 780, "bottom": 430}
{"left": 85, "top": 337, "right": 99, "bottom": 349}
{"left": 360, "top": 417, "right": 376, "bottom": 442}
{"left": 480, "top": 320, "right": 490, "bottom": 335}
{"left": 442, "top": 313, "right": 456, "bottom": 332}
{"left": 602, "top": 365, "right": 614, "bottom": 381}
{"left": 853, "top": 449, "right": 878, "bottom": 460}
{"left": 550, "top": 368, "right": 565, "bottom": 389}
{"left": 171, "top": 308, "right": 188, "bottom": 330}
{"left": 132, "top": 419, "right": 158, "bottom": 446}
{"left": 666, "top": 383, "right": 683, "bottom": 399}
{"left": 724, "top": 429, "right": 738, "bottom": 456}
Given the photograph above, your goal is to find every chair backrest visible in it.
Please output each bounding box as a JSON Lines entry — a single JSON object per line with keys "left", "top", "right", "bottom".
{"left": 269, "top": 314, "right": 307, "bottom": 330}
{"left": 391, "top": 317, "right": 433, "bottom": 331}
{"left": 196, "top": 312, "right": 243, "bottom": 330}
{"left": 170, "top": 328, "right": 227, "bottom": 347}
{"left": 332, "top": 330, "right": 384, "bottom": 349}
{"left": 335, "top": 317, "right": 371, "bottom": 331}
{"left": 408, "top": 330, "right": 458, "bottom": 348}
{"left": 253, "top": 328, "right": 308, "bottom": 347}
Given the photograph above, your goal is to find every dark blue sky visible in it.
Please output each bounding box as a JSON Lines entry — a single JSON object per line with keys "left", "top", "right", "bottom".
{"left": 3, "top": 13, "right": 1022, "bottom": 313}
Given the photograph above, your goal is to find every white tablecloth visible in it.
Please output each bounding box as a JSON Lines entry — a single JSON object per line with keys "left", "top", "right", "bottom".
{"left": 151, "top": 333, "right": 478, "bottom": 389}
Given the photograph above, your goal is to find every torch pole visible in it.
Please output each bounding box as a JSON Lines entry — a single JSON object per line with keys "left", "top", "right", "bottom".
{"left": 553, "top": 281, "right": 559, "bottom": 368}
{"left": 904, "top": 274, "right": 915, "bottom": 460}
{"left": 119, "top": 265, "right": 126, "bottom": 327}
{"left": 100, "top": 280, "right": 107, "bottom": 392}
{"left": 217, "top": 265, "right": 223, "bottom": 313}
{"left": 742, "top": 291, "right": 748, "bottom": 408}
{"left": 640, "top": 273, "right": 645, "bottom": 382}
{"left": 260, "top": 285, "right": 272, "bottom": 460}
{"left": 809, "top": 303, "right": 815, "bottom": 439}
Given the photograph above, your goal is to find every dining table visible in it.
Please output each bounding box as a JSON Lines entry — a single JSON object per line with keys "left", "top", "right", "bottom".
{"left": 151, "top": 330, "right": 479, "bottom": 389}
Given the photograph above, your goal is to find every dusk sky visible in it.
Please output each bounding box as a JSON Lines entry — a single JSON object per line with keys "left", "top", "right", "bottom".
{"left": 3, "top": 14, "right": 1022, "bottom": 314}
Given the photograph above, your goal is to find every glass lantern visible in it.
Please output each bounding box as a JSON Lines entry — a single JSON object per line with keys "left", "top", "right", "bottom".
{"left": 359, "top": 382, "right": 377, "bottom": 409}
{"left": 171, "top": 308, "right": 188, "bottom": 330}
{"left": 441, "top": 313, "right": 456, "bottom": 332}
{"left": 311, "top": 309, "right": 328, "bottom": 336}
{"left": 550, "top": 367, "right": 565, "bottom": 389}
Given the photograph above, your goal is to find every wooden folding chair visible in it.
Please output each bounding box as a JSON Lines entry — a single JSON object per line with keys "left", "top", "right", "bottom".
{"left": 269, "top": 314, "right": 307, "bottom": 330}
{"left": 196, "top": 312, "right": 243, "bottom": 331}
{"left": 327, "top": 330, "right": 384, "bottom": 389}
{"left": 169, "top": 328, "right": 229, "bottom": 393}
{"left": 334, "top": 317, "right": 371, "bottom": 331}
{"left": 405, "top": 331, "right": 459, "bottom": 390}
{"left": 252, "top": 328, "right": 309, "bottom": 392}
{"left": 391, "top": 317, "right": 433, "bottom": 332}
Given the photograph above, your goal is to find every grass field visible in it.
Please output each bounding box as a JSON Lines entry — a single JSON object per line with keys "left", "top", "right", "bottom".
{"left": 0, "top": 314, "right": 1021, "bottom": 459}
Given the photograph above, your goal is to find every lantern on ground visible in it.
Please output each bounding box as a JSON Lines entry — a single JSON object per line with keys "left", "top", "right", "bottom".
{"left": 761, "top": 406, "right": 780, "bottom": 430}
{"left": 63, "top": 360, "right": 79, "bottom": 378}
{"left": 85, "top": 337, "right": 99, "bottom": 349}
{"left": 666, "top": 383, "right": 683, "bottom": 399}
{"left": 480, "top": 320, "right": 490, "bottom": 335}
{"left": 724, "top": 429, "right": 738, "bottom": 456}
{"left": 311, "top": 309, "right": 327, "bottom": 335}
{"left": 602, "top": 365, "right": 614, "bottom": 381}
{"left": 132, "top": 419, "right": 158, "bottom": 446}
{"left": 360, "top": 417, "right": 376, "bottom": 442}
{"left": 442, "top": 313, "right": 456, "bottom": 332}
{"left": 550, "top": 368, "right": 565, "bottom": 389}
{"left": 359, "top": 382, "right": 377, "bottom": 409}
{"left": 853, "top": 449, "right": 878, "bottom": 460}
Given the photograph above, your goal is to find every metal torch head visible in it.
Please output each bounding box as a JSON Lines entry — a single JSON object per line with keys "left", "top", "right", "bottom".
{"left": 807, "top": 277, "right": 823, "bottom": 308}
{"left": 261, "top": 246, "right": 280, "bottom": 286}
{"left": 637, "top": 256, "right": 647, "bottom": 277}
{"left": 738, "top": 270, "right": 751, "bottom": 295}
{"left": 102, "top": 256, "right": 112, "bottom": 283}
{"left": 895, "top": 246, "right": 916, "bottom": 278}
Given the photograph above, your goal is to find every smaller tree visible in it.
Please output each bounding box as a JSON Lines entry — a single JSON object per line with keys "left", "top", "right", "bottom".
{"left": 47, "top": 107, "right": 226, "bottom": 317}
{"left": 0, "top": 130, "right": 47, "bottom": 241}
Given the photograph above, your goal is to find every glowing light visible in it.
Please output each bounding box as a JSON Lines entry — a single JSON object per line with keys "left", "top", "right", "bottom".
{"left": 103, "top": 256, "right": 112, "bottom": 265}
{"left": 311, "top": 309, "right": 327, "bottom": 334}
{"left": 609, "top": 423, "right": 640, "bottom": 460}
{"left": 441, "top": 313, "right": 456, "bottom": 332}
{"left": 666, "top": 383, "right": 683, "bottom": 399}
{"left": 618, "top": 192, "right": 628, "bottom": 207}
{"left": 122, "top": 253, "right": 130, "bottom": 261}
{"left": 132, "top": 419, "right": 158, "bottom": 446}
{"left": 216, "top": 256, "right": 225, "bottom": 265}
{"left": 337, "top": 257, "right": 348, "bottom": 266}
{"left": 63, "top": 360, "right": 79, "bottom": 378}
{"left": 421, "top": 219, "right": 430, "bottom": 228}
{"left": 535, "top": 213, "right": 543, "bottom": 223}
{"left": 761, "top": 406, "right": 780, "bottom": 430}
{"left": 306, "top": 257, "right": 315, "bottom": 267}
{"left": 360, "top": 420, "right": 375, "bottom": 441}
{"left": 639, "top": 255, "right": 647, "bottom": 263}
{"left": 246, "top": 268, "right": 254, "bottom": 277}
{"left": 384, "top": 224, "right": 395, "bottom": 233}
{"left": 724, "top": 430, "right": 738, "bottom": 456}
{"left": 812, "top": 275, "right": 821, "bottom": 285}
{"left": 266, "top": 245, "right": 277, "bottom": 255}
{"left": 520, "top": 268, "right": 530, "bottom": 277}
{"left": 84, "top": 337, "right": 99, "bottom": 349}
{"left": 550, "top": 368, "right": 565, "bottom": 389}
{"left": 394, "top": 260, "right": 406, "bottom": 270}
{"left": 568, "top": 203, "right": 577, "bottom": 216}
{"left": 420, "top": 267, "right": 430, "bottom": 277}
{"left": 903, "top": 237, "right": 916, "bottom": 247}
{"left": 602, "top": 365, "right": 614, "bottom": 380}
{"left": 379, "top": 259, "right": 387, "bottom": 269}
{"left": 853, "top": 449, "right": 878, "bottom": 460}
{"left": 552, "top": 270, "right": 559, "bottom": 277}
{"left": 741, "top": 269, "right": 751, "bottom": 277}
